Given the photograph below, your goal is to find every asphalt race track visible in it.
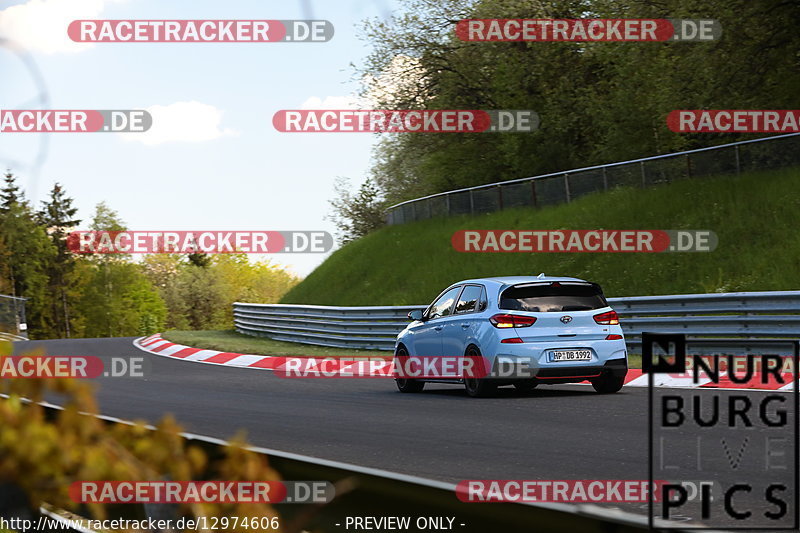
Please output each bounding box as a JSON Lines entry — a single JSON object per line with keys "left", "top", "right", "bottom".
{"left": 11, "top": 337, "right": 799, "bottom": 529}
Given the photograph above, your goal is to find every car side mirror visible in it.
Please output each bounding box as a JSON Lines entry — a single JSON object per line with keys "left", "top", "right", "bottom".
{"left": 408, "top": 310, "right": 424, "bottom": 321}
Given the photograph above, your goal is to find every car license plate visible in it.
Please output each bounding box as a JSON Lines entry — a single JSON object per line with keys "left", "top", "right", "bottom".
{"left": 551, "top": 350, "right": 592, "bottom": 361}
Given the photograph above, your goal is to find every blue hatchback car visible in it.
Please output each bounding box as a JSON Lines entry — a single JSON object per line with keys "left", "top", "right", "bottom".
{"left": 394, "top": 275, "right": 627, "bottom": 397}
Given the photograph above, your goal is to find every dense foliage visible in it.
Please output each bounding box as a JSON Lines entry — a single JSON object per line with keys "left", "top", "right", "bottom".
{"left": 0, "top": 344, "right": 284, "bottom": 530}
{"left": 355, "top": 0, "right": 800, "bottom": 205}
{"left": 0, "top": 173, "right": 298, "bottom": 340}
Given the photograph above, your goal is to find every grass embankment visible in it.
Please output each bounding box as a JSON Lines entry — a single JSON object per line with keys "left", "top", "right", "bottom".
{"left": 161, "top": 330, "right": 388, "bottom": 358}
{"left": 164, "top": 168, "right": 798, "bottom": 370}
{"left": 282, "top": 167, "right": 800, "bottom": 305}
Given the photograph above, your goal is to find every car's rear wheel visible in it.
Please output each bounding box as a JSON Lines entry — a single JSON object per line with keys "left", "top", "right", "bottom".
{"left": 463, "top": 346, "right": 496, "bottom": 398}
{"left": 591, "top": 373, "right": 625, "bottom": 393}
{"left": 513, "top": 381, "right": 538, "bottom": 393}
{"left": 394, "top": 346, "right": 424, "bottom": 393}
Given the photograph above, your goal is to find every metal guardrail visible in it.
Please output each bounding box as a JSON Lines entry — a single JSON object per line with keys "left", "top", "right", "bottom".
{"left": 385, "top": 133, "right": 800, "bottom": 225}
{"left": 234, "top": 291, "right": 800, "bottom": 354}
{"left": 234, "top": 303, "right": 419, "bottom": 351}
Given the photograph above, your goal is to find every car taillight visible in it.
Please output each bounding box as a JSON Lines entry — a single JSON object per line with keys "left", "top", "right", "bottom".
{"left": 490, "top": 314, "right": 537, "bottom": 328}
{"left": 605, "top": 334, "right": 623, "bottom": 340}
{"left": 594, "top": 310, "right": 619, "bottom": 325}
{"left": 501, "top": 337, "right": 524, "bottom": 344}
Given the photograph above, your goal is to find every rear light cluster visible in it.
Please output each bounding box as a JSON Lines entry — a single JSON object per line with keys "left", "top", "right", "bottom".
{"left": 489, "top": 314, "right": 537, "bottom": 328}
{"left": 593, "top": 310, "right": 619, "bottom": 325}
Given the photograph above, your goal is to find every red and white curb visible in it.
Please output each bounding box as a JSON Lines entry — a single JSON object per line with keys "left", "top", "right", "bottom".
{"left": 622, "top": 369, "right": 794, "bottom": 392}
{"left": 133, "top": 334, "right": 392, "bottom": 373}
{"left": 134, "top": 334, "right": 794, "bottom": 391}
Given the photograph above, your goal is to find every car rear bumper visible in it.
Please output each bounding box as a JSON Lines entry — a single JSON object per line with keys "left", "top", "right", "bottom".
{"left": 534, "top": 358, "right": 628, "bottom": 382}
{"left": 488, "top": 358, "right": 627, "bottom": 384}
{"left": 490, "top": 338, "right": 628, "bottom": 382}
{"left": 494, "top": 338, "right": 626, "bottom": 368}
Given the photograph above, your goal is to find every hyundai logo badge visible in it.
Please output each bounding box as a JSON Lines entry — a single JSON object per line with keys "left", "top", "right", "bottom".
{"left": 560, "top": 315, "right": 573, "bottom": 324}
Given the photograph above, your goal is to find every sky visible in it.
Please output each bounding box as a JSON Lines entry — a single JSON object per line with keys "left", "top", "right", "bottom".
{"left": 0, "top": 0, "right": 400, "bottom": 276}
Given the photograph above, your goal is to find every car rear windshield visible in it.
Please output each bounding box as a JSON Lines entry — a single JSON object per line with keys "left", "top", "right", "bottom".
{"left": 499, "top": 283, "right": 608, "bottom": 312}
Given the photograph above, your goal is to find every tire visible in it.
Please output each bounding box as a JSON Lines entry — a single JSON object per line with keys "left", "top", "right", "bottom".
{"left": 514, "top": 381, "right": 538, "bottom": 393}
{"left": 463, "top": 346, "right": 496, "bottom": 398}
{"left": 394, "top": 346, "right": 424, "bottom": 393}
{"left": 591, "top": 373, "right": 625, "bottom": 394}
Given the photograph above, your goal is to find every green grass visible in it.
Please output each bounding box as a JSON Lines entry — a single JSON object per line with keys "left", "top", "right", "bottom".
{"left": 161, "top": 330, "right": 389, "bottom": 358}
{"left": 282, "top": 167, "right": 800, "bottom": 305}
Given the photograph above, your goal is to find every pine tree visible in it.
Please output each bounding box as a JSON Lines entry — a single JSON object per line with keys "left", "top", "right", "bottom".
{"left": 187, "top": 252, "right": 212, "bottom": 267}
{"left": 38, "top": 183, "right": 82, "bottom": 338}
{"left": 0, "top": 173, "right": 56, "bottom": 337}
{"left": 1, "top": 171, "right": 24, "bottom": 212}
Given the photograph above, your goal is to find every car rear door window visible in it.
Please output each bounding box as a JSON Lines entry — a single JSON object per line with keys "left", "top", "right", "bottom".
{"left": 455, "top": 285, "right": 484, "bottom": 314}
{"left": 500, "top": 283, "right": 607, "bottom": 312}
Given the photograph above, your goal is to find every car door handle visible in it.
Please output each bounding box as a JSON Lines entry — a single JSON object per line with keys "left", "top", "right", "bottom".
{"left": 434, "top": 326, "right": 443, "bottom": 331}
{"left": 461, "top": 324, "right": 470, "bottom": 329}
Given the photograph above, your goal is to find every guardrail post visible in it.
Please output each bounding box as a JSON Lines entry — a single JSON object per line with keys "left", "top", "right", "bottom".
{"left": 410, "top": 201, "right": 416, "bottom": 222}
{"left": 531, "top": 179, "right": 538, "bottom": 207}
{"left": 469, "top": 189, "right": 475, "bottom": 214}
{"left": 497, "top": 184, "right": 504, "bottom": 210}
{"left": 445, "top": 194, "right": 451, "bottom": 216}
{"left": 602, "top": 166, "right": 608, "bottom": 190}
{"left": 564, "top": 173, "right": 571, "bottom": 202}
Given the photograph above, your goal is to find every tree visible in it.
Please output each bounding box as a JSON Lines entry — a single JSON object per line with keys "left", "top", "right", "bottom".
{"left": 1, "top": 170, "right": 23, "bottom": 212}
{"left": 89, "top": 201, "right": 125, "bottom": 233}
{"left": 356, "top": 0, "right": 800, "bottom": 204}
{"left": 142, "top": 253, "right": 298, "bottom": 330}
{"left": 213, "top": 254, "right": 298, "bottom": 325}
{"left": 0, "top": 172, "right": 56, "bottom": 338}
{"left": 328, "top": 177, "right": 387, "bottom": 244}
{"left": 187, "top": 252, "right": 212, "bottom": 267}
{"left": 38, "top": 183, "right": 82, "bottom": 338}
{"left": 142, "top": 254, "right": 190, "bottom": 330}
{"left": 76, "top": 203, "right": 166, "bottom": 337}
